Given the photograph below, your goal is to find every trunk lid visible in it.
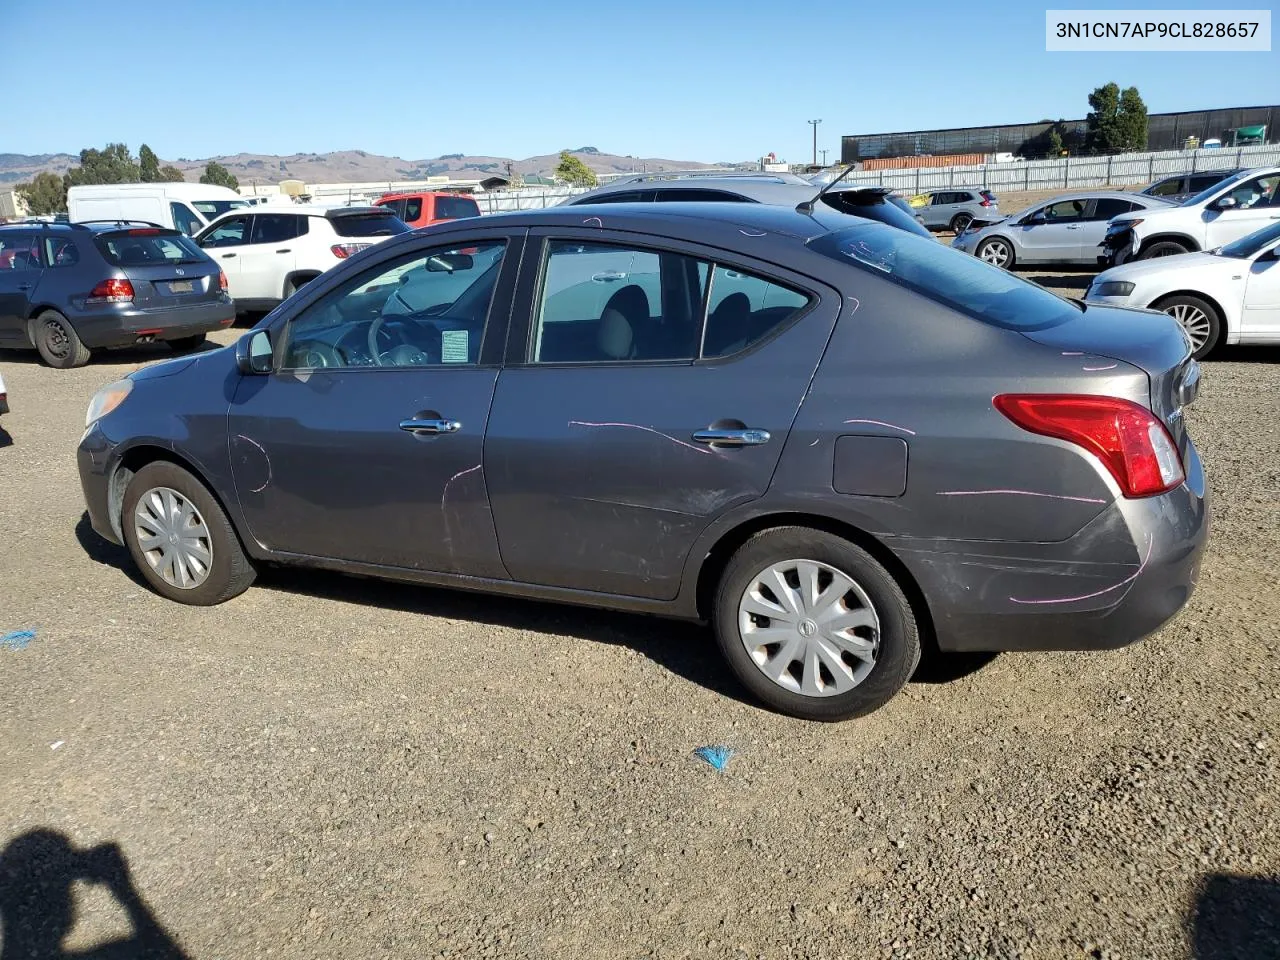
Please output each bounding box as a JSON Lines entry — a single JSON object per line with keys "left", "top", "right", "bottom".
{"left": 123, "top": 261, "right": 221, "bottom": 309}
{"left": 92, "top": 228, "right": 223, "bottom": 309}
{"left": 1020, "top": 302, "right": 1200, "bottom": 461}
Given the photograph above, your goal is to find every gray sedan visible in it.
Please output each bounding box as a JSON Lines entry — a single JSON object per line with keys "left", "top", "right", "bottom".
{"left": 951, "top": 191, "right": 1174, "bottom": 268}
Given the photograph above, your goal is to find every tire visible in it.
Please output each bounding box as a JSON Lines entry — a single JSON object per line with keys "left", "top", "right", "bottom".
{"left": 1140, "top": 240, "right": 1190, "bottom": 260}
{"left": 167, "top": 333, "right": 206, "bottom": 354}
{"left": 121, "top": 461, "right": 256, "bottom": 606}
{"left": 712, "top": 527, "right": 921, "bottom": 722}
{"left": 1153, "top": 293, "right": 1222, "bottom": 360}
{"left": 949, "top": 213, "right": 973, "bottom": 235}
{"left": 977, "top": 236, "right": 1014, "bottom": 269}
{"left": 31, "top": 310, "right": 90, "bottom": 369}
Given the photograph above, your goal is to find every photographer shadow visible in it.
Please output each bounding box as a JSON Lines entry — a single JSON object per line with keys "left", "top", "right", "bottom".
{"left": 0, "top": 829, "right": 188, "bottom": 960}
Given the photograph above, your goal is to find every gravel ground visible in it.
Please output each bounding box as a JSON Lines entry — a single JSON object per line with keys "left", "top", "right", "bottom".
{"left": 2, "top": 272, "right": 1279, "bottom": 959}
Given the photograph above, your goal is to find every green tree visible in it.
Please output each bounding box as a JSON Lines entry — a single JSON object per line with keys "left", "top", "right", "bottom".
{"left": 1085, "top": 83, "right": 1146, "bottom": 154}
{"left": 63, "top": 143, "right": 140, "bottom": 187}
{"left": 199, "top": 161, "right": 239, "bottom": 191}
{"left": 1047, "top": 127, "right": 1065, "bottom": 157}
{"left": 17, "top": 171, "right": 67, "bottom": 216}
{"left": 139, "top": 143, "right": 161, "bottom": 182}
{"left": 158, "top": 165, "right": 186, "bottom": 182}
{"left": 555, "top": 150, "right": 598, "bottom": 187}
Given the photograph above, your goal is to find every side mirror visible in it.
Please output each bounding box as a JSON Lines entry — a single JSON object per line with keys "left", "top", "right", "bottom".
{"left": 1216, "top": 196, "right": 1238, "bottom": 210}
{"left": 236, "top": 329, "right": 273, "bottom": 375}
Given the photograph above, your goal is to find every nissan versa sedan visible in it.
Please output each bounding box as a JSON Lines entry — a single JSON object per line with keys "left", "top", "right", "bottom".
{"left": 78, "top": 203, "right": 1207, "bottom": 721}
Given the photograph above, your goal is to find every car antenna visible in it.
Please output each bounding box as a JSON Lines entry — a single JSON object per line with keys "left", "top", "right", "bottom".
{"left": 796, "top": 164, "right": 857, "bottom": 215}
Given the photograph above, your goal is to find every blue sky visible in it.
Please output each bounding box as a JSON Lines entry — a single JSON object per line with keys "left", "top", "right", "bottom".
{"left": 8, "top": 0, "right": 1276, "bottom": 163}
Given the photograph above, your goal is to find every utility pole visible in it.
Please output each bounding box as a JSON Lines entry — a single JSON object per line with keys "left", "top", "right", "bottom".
{"left": 808, "top": 119, "right": 822, "bottom": 166}
{"left": 820, "top": 149, "right": 828, "bottom": 166}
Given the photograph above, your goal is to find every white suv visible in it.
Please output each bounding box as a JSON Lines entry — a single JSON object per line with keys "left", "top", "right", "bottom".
{"left": 1100, "top": 166, "right": 1280, "bottom": 266}
{"left": 194, "top": 205, "right": 409, "bottom": 311}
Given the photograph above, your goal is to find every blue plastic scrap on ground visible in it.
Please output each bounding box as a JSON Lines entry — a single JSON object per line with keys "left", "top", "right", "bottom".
{"left": 693, "top": 745, "right": 735, "bottom": 772}
{"left": 0, "top": 629, "right": 35, "bottom": 651}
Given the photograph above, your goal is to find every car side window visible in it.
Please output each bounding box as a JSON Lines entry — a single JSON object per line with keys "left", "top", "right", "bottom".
{"left": 169, "top": 202, "right": 204, "bottom": 237}
{"left": 282, "top": 240, "right": 507, "bottom": 370}
{"left": 251, "top": 214, "right": 301, "bottom": 244}
{"left": 582, "top": 191, "right": 652, "bottom": 204}
{"left": 1039, "top": 199, "right": 1086, "bottom": 222}
{"left": 0, "top": 233, "right": 42, "bottom": 270}
{"left": 404, "top": 197, "right": 423, "bottom": 221}
{"left": 1224, "top": 174, "right": 1280, "bottom": 209}
{"left": 702, "top": 266, "right": 811, "bottom": 360}
{"left": 1187, "top": 174, "right": 1221, "bottom": 193}
{"left": 44, "top": 237, "right": 80, "bottom": 267}
{"left": 1090, "top": 197, "right": 1138, "bottom": 220}
{"left": 655, "top": 189, "right": 748, "bottom": 202}
{"left": 381, "top": 199, "right": 407, "bottom": 219}
{"left": 533, "top": 240, "right": 707, "bottom": 363}
{"left": 1148, "top": 178, "right": 1182, "bottom": 197}
{"left": 200, "top": 216, "right": 250, "bottom": 248}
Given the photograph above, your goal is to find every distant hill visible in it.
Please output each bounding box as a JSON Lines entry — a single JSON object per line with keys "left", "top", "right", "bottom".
{"left": 0, "top": 148, "right": 747, "bottom": 186}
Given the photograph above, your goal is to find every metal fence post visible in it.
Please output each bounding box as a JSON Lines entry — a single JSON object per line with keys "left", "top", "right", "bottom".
{"left": 1064, "top": 156, "right": 1069, "bottom": 188}
{"left": 1149, "top": 155, "right": 1155, "bottom": 180}
{"left": 1237, "top": 147, "right": 1244, "bottom": 166}
{"left": 1191, "top": 150, "right": 1198, "bottom": 174}
{"left": 1106, "top": 155, "right": 1112, "bottom": 186}
{"left": 1025, "top": 164, "right": 1029, "bottom": 190}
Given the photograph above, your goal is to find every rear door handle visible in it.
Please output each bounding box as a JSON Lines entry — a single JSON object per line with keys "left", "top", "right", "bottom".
{"left": 221, "top": 253, "right": 237, "bottom": 259}
{"left": 1067, "top": 224, "right": 1079, "bottom": 230}
{"left": 276, "top": 248, "right": 291, "bottom": 253}
{"left": 692, "top": 428, "right": 770, "bottom": 447}
{"left": 399, "top": 418, "right": 461, "bottom": 435}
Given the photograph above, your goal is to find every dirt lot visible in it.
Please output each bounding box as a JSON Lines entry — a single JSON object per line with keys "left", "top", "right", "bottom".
{"left": 2, "top": 270, "right": 1279, "bottom": 958}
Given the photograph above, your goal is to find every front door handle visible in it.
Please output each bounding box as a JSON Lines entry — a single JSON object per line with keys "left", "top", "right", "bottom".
{"left": 276, "top": 248, "right": 291, "bottom": 254}
{"left": 399, "top": 418, "right": 461, "bottom": 435}
{"left": 221, "top": 253, "right": 237, "bottom": 259}
{"left": 1067, "top": 224, "right": 1079, "bottom": 230}
{"left": 17, "top": 283, "right": 31, "bottom": 291}
{"left": 692, "top": 428, "right": 770, "bottom": 447}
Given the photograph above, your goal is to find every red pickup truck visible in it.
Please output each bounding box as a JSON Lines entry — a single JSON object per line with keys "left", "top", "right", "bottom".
{"left": 374, "top": 192, "right": 481, "bottom": 229}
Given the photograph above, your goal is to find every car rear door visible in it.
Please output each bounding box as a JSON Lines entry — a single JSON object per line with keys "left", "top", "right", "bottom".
{"left": 0, "top": 230, "right": 43, "bottom": 345}
{"left": 483, "top": 229, "right": 841, "bottom": 600}
{"left": 1078, "top": 197, "right": 1141, "bottom": 263}
{"left": 227, "top": 228, "right": 523, "bottom": 574}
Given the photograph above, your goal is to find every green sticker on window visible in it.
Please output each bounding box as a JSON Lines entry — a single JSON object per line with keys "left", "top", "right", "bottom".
{"left": 441, "top": 329, "right": 469, "bottom": 363}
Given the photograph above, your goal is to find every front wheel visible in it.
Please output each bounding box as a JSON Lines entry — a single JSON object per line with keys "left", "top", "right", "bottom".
{"left": 1154, "top": 294, "right": 1222, "bottom": 359}
{"left": 977, "top": 237, "right": 1014, "bottom": 269}
{"left": 121, "top": 461, "right": 256, "bottom": 605}
{"left": 1140, "top": 240, "right": 1189, "bottom": 260}
{"left": 712, "top": 527, "right": 920, "bottom": 721}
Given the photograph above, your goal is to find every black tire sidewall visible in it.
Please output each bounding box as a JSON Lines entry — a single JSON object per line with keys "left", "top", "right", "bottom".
{"left": 33, "top": 311, "right": 89, "bottom": 369}
{"left": 1142, "top": 241, "right": 1188, "bottom": 260}
{"left": 121, "top": 461, "right": 251, "bottom": 605}
{"left": 713, "top": 528, "right": 920, "bottom": 722}
{"left": 1157, "top": 294, "right": 1222, "bottom": 359}
{"left": 950, "top": 213, "right": 972, "bottom": 234}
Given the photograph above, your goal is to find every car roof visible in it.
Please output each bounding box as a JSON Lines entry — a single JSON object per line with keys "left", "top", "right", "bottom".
{"left": 379, "top": 191, "right": 475, "bottom": 200}
{"left": 571, "top": 176, "right": 902, "bottom": 209}
{"left": 203, "top": 203, "right": 390, "bottom": 221}
{"left": 1033, "top": 191, "right": 1160, "bottom": 204}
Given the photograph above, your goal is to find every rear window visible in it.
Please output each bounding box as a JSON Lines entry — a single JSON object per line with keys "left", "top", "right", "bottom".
{"left": 95, "top": 231, "right": 206, "bottom": 266}
{"left": 329, "top": 213, "right": 411, "bottom": 238}
{"left": 980, "top": 190, "right": 997, "bottom": 201}
{"left": 808, "top": 223, "right": 1078, "bottom": 332}
{"left": 822, "top": 191, "right": 933, "bottom": 237}
{"left": 433, "top": 196, "right": 480, "bottom": 220}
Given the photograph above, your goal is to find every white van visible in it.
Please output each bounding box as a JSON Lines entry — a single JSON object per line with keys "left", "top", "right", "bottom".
{"left": 67, "top": 183, "right": 250, "bottom": 236}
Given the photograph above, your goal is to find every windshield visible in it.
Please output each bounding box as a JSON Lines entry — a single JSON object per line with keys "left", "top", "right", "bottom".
{"left": 94, "top": 231, "right": 206, "bottom": 266}
{"left": 1218, "top": 221, "right": 1280, "bottom": 259}
{"left": 808, "top": 223, "right": 1079, "bottom": 331}
{"left": 192, "top": 200, "right": 249, "bottom": 218}
{"left": 330, "top": 213, "right": 411, "bottom": 238}
{"left": 1181, "top": 170, "right": 1249, "bottom": 206}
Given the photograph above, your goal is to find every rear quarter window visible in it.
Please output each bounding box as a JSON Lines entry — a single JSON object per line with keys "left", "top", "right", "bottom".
{"left": 329, "top": 213, "right": 411, "bottom": 238}
{"left": 809, "top": 224, "right": 1078, "bottom": 332}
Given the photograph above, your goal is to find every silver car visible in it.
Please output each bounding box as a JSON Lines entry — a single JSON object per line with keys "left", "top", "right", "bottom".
{"left": 914, "top": 188, "right": 998, "bottom": 234}
{"left": 951, "top": 191, "right": 1174, "bottom": 268}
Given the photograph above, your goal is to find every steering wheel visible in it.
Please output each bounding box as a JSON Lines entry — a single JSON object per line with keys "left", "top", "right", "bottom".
{"left": 367, "top": 314, "right": 434, "bottom": 366}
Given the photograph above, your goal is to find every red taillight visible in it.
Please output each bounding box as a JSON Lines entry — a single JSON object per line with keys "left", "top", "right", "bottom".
{"left": 994, "top": 394, "right": 1184, "bottom": 498}
{"left": 331, "top": 243, "right": 370, "bottom": 259}
{"left": 127, "top": 228, "right": 161, "bottom": 236}
{"left": 218, "top": 269, "right": 228, "bottom": 291}
{"left": 87, "top": 278, "right": 135, "bottom": 303}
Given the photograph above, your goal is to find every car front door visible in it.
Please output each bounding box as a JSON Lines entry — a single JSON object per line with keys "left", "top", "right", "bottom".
{"left": 1015, "top": 198, "right": 1087, "bottom": 262}
{"left": 921, "top": 193, "right": 949, "bottom": 228}
{"left": 483, "top": 230, "right": 840, "bottom": 600}
{"left": 0, "top": 231, "right": 43, "bottom": 345}
{"left": 227, "top": 231, "right": 522, "bottom": 575}
{"left": 1242, "top": 241, "right": 1280, "bottom": 338}
{"left": 1205, "top": 173, "right": 1280, "bottom": 248}
{"left": 196, "top": 215, "right": 250, "bottom": 299}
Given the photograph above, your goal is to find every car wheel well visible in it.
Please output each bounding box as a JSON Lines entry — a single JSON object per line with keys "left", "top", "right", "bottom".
{"left": 693, "top": 512, "right": 936, "bottom": 647}
{"left": 1138, "top": 234, "right": 1200, "bottom": 255}
{"left": 1150, "top": 290, "right": 1228, "bottom": 335}
{"left": 284, "top": 271, "right": 321, "bottom": 296}
{"left": 110, "top": 446, "right": 241, "bottom": 547}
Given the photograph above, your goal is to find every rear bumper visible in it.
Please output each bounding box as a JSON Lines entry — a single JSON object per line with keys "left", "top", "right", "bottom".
{"left": 72, "top": 299, "right": 235, "bottom": 349}
{"left": 894, "top": 441, "right": 1208, "bottom": 653}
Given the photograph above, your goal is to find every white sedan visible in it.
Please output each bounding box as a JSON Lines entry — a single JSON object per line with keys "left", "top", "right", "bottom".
{"left": 1085, "top": 220, "right": 1280, "bottom": 359}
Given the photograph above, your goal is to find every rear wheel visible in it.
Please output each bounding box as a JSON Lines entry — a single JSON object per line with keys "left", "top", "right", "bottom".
{"left": 1140, "top": 240, "right": 1190, "bottom": 260}
{"left": 168, "top": 333, "right": 206, "bottom": 354}
{"left": 977, "top": 236, "right": 1014, "bottom": 269}
{"left": 121, "top": 461, "right": 256, "bottom": 605}
{"left": 949, "top": 212, "right": 973, "bottom": 235}
{"left": 1153, "top": 293, "right": 1222, "bottom": 359}
{"left": 712, "top": 527, "right": 920, "bottom": 722}
{"left": 31, "top": 310, "right": 90, "bottom": 369}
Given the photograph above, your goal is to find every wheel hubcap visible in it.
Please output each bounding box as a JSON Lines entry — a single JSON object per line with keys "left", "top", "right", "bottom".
{"left": 133, "top": 487, "right": 213, "bottom": 589}
{"left": 738, "top": 559, "right": 880, "bottom": 698}
{"left": 1167, "top": 303, "right": 1211, "bottom": 350}
{"left": 44, "top": 320, "right": 69, "bottom": 358}
{"left": 980, "top": 242, "right": 1009, "bottom": 266}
